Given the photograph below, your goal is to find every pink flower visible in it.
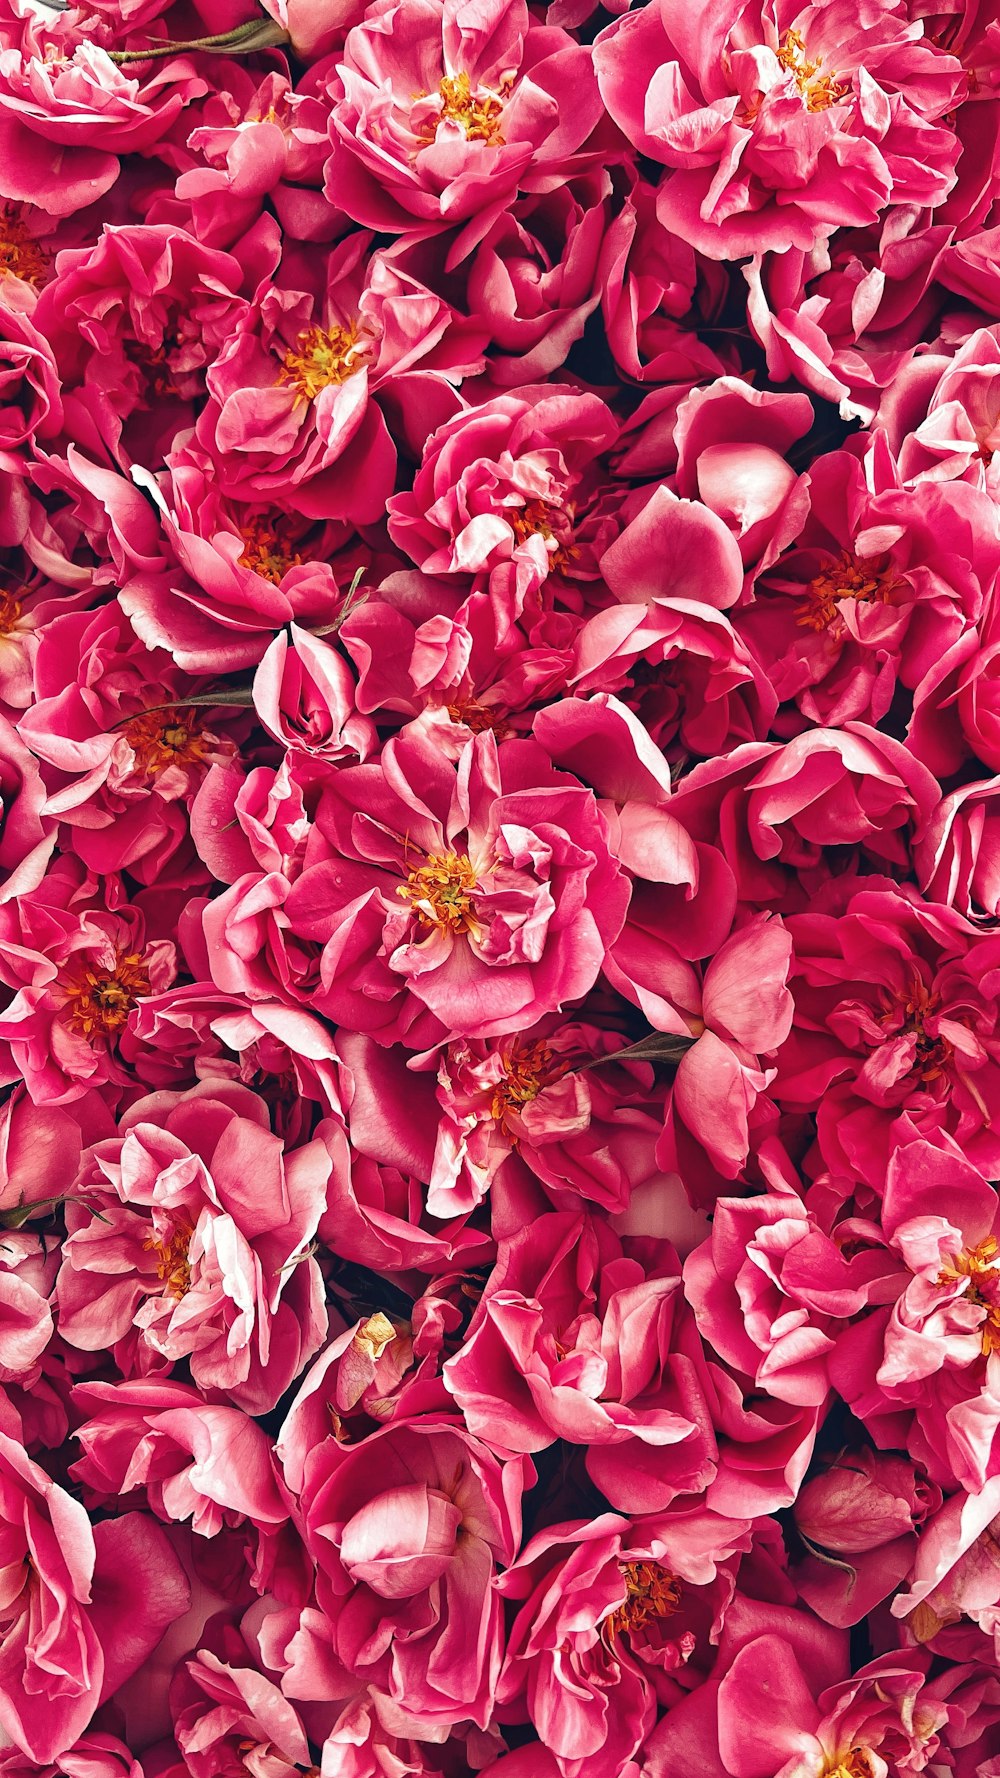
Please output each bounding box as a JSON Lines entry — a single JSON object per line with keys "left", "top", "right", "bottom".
{"left": 880, "top": 325, "right": 1000, "bottom": 491}
{"left": 287, "top": 1414, "right": 529, "bottom": 1732}
{"left": 386, "top": 384, "right": 618, "bottom": 594}
{"left": 774, "top": 881, "right": 1000, "bottom": 1181}
{"left": 0, "top": 13, "right": 206, "bottom": 217}
{"left": 444, "top": 1209, "right": 717, "bottom": 1511}
{"left": 71, "top": 1376, "right": 289, "bottom": 1539}
{"left": 419, "top": 1017, "right": 667, "bottom": 1217}
{"left": 117, "top": 437, "right": 367, "bottom": 676}
{"left": 55, "top": 1081, "right": 329, "bottom": 1412}
{"left": 0, "top": 860, "right": 175, "bottom": 1105}
{"left": 683, "top": 1187, "right": 883, "bottom": 1407}
{"left": 171, "top": 1644, "right": 313, "bottom": 1778}
{"left": 321, "top": 0, "right": 604, "bottom": 261}
{"left": 0, "top": 1432, "right": 189, "bottom": 1761}
{"left": 790, "top": 1448, "right": 939, "bottom": 1626}
{"left": 915, "top": 774, "right": 1000, "bottom": 917}
{"left": 642, "top": 1593, "right": 849, "bottom": 1778}
{"left": 33, "top": 221, "right": 260, "bottom": 467}
{"left": 251, "top": 623, "right": 376, "bottom": 769}
{"left": 16, "top": 604, "right": 239, "bottom": 881}
{"left": 194, "top": 232, "right": 485, "bottom": 524}
{"left": 316, "top": 1029, "right": 494, "bottom": 1274}
{"left": 237, "top": 724, "right": 629, "bottom": 1043}
{"left": 738, "top": 448, "right": 998, "bottom": 730}
{"left": 600, "top": 178, "right": 734, "bottom": 386}
{"left": 495, "top": 1515, "right": 668, "bottom": 1778}
{"left": 608, "top": 916, "right": 794, "bottom": 1183}
{"left": 468, "top": 172, "right": 618, "bottom": 385}
{"left": 0, "top": 1228, "right": 54, "bottom": 1384}
{"left": 594, "top": 0, "right": 965, "bottom": 259}
{"left": 831, "top": 1135, "right": 1000, "bottom": 1492}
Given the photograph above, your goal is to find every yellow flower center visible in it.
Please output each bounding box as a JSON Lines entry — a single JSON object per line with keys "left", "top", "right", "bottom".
{"left": 490, "top": 1040, "right": 563, "bottom": 1126}
{"left": 824, "top": 1752, "right": 873, "bottom": 1778}
{"left": 0, "top": 203, "right": 48, "bottom": 286}
{"left": 508, "top": 497, "right": 577, "bottom": 575}
{"left": 61, "top": 950, "right": 151, "bottom": 1041}
{"left": 424, "top": 71, "right": 506, "bottom": 145}
{"left": 398, "top": 852, "right": 479, "bottom": 934}
{"left": 239, "top": 513, "right": 304, "bottom": 584}
{"left": 122, "top": 707, "right": 208, "bottom": 779}
{"left": 603, "top": 1561, "right": 682, "bottom": 1644}
{"left": 278, "top": 319, "right": 370, "bottom": 405}
{"left": 877, "top": 978, "right": 952, "bottom": 1085}
{"left": 144, "top": 1220, "right": 193, "bottom": 1300}
{"left": 797, "top": 550, "right": 901, "bottom": 632}
{"left": 776, "top": 29, "right": 849, "bottom": 111}
{"left": 0, "top": 588, "right": 23, "bottom": 637}
{"left": 445, "top": 697, "right": 511, "bottom": 737}
{"left": 938, "top": 1236, "right": 1000, "bottom": 1355}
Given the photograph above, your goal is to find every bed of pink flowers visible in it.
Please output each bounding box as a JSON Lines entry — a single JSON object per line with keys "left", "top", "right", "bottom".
{"left": 2, "top": 0, "right": 1000, "bottom": 1772}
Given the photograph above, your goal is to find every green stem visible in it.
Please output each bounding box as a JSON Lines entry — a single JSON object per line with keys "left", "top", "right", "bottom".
{"left": 107, "top": 12, "right": 289, "bottom": 62}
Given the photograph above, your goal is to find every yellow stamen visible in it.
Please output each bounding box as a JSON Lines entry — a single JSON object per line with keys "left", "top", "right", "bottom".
{"left": 422, "top": 71, "right": 506, "bottom": 145}
{"left": 398, "top": 852, "right": 479, "bottom": 934}
{"left": 61, "top": 950, "right": 151, "bottom": 1040}
{"left": 122, "top": 707, "right": 208, "bottom": 779}
{"left": 776, "top": 29, "right": 849, "bottom": 110}
{"left": 239, "top": 513, "right": 303, "bottom": 583}
{"left": 603, "top": 1561, "right": 682, "bottom": 1643}
{"left": 938, "top": 1236, "right": 1000, "bottom": 1355}
{"left": 797, "top": 550, "right": 901, "bottom": 632}
{"left": 0, "top": 203, "right": 48, "bottom": 286}
{"left": 490, "top": 1040, "right": 563, "bottom": 1126}
{"left": 823, "top": 1752, "right": 873, "bottom": 1778}
{"left": 0, "top": 588, "right": 23, "bottom": 636}
{"left": 144, "top": 1221, "right": 193, "bottom": 1300}
{"left": 278, "top": 319, "right": 370, "bottom": 405}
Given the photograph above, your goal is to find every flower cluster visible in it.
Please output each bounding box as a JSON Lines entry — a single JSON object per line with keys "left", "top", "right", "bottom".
{"left": 1, "top": 0, "right": 1000, "bottom": 1771}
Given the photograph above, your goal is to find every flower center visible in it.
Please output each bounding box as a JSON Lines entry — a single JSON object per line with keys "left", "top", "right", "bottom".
{"left": 877, "top": 978, "right": 952, "bottom": 1084}
{"left": 61, "top": 950, "right": 151, "bottom": 1040}
{"left": 824, "top": 1753, "right": 874, "bottom": 1778}
{"left": 490, "top": 1040, "right": 563, "bottom": 1125}
{"left": 239, "top": 513, "right": 305, "bottom": 583}
{"left": 398, "top": 852, "right": 479, "bottom": 934}
{"left": 776, "top": 29, "right": 848, "bottom": 110}
{"left": 509, "top": 497, "right": 576, "bottom": 574}
{"left": 278, "top": 320, "right": 370, "bottom": 404}
{"left": 424, "top": 72, "right": 506, "bottom": 145}
{"left": 122, "top": 707, "right": 208, "bottom": 779}
{"left": 797, "top": 551, "right": 900, "bottom": 632}
{"left": 445, "top": 698, "right": 511, "bottom": 737}
{"left": 938, "top": 1236, "right": 1000, "bottom": 1355}
{"left": 0, "top": 588, "right": 23, "bottom": 636}
{"left": 0, "top": 203, "right": 48, "bottom": 286}
{"left": 603, "top": 1561, "right": 682, "bottom": 1643}
{"left": 128, "top": 330, "right": 182, "bottom": 401}
{"left": 144, "top": 1220, "right": 193, "bottom": 1300}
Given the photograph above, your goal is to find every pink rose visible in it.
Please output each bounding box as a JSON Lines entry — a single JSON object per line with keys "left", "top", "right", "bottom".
{"left": 321, "top": 0, "right": 603, "bottom": 261}
{"left": 248, "top": 724, "right": 629, "bottom": 1043}
{"left": 386, "top": 384, "right": 618, "bottom": 594}
{"left": 288, "top": 1414, "right": 529, "bottom": 1732}
{"left": 0, "top": 1433, "right": 189, "bottom": 1761}
{"left": 790, "top": 1448, "right": 939, "bottom": 1626}
{"left": 444, "top": 1210, "right": 717, "bottom": 1511}
{"left": 56, "top": 1081, "right": 329, "bottom": 1412}
{"left": 594, "top": 0, "right": 964, "bottom": 258}
{"left": 71, "top": 1377, "right": 289, "bottom": 1539}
